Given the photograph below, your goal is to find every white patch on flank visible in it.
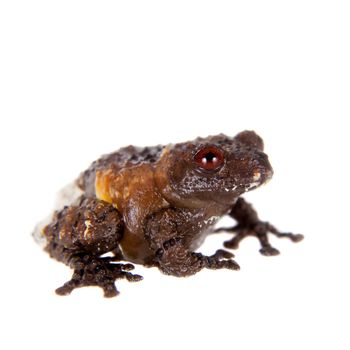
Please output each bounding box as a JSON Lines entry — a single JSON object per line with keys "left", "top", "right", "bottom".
{"left": 54, "top": 181, "right": 84, "bottom": 210}
{"left": 32, "top": 181, "right": 84, "bottom": 248}
{"left": 32, "top": 213, "right": 52, "bottom": 248}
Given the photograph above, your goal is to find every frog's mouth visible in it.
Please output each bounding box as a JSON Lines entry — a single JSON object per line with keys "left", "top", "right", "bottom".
{"left": 219, "top": 166, "right": 273, "bottom": 198}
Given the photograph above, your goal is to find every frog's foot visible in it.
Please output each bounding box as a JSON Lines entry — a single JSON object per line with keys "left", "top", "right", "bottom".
{"left": 216, "top": 222, "right": 304, "bottom": 256}
{"left": 195, "top": 249, "right": 240, "bottom": 271}
{"left": 55, "top": 255, "right": 143, "bottom": 298}
{"left": 157, "top": 239, "right": 240, "bottom": 277}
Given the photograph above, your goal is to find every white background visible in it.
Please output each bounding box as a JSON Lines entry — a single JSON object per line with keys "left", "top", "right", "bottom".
{"left": 0, "top": 1, "right": 349, "bottom": 349}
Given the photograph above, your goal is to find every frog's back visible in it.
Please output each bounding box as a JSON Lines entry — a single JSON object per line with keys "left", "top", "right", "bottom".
{"left": 77, "top": 144, "right": 165, "bottom": 196}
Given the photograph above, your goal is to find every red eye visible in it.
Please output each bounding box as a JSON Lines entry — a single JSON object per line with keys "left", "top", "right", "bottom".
{"left": 194, "top": 147, "right": 224, "bottom": 171}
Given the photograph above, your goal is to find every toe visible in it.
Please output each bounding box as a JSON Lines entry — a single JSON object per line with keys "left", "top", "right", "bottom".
{"left": 291, "top": 234, "right": 304, "bottom": 242}
{"left": 103, "top": 283, "right": 120, "bottom": 298}
{"left": 55, "top": 282, "right": 75, "bottom": 296}
{"left": 214, "top": 249, "right": 235, "bottom": 259}
{"left": 259, "top": 247, "right": 280, "bottom": 256}
{"left": 122, "top": 263, "right": 135, "bottom": 271}
{"left": 125, "top": 273, "right": 143, "bottom": 282}
{"left": 227, "top": 260, "right": 240, "bottom": 270}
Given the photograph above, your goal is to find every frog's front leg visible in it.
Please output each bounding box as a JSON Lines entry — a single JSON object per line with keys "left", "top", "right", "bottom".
{"left": 145, "top": 209, "right": 240, "bottom": 277}
{"left": 216, "top": 198, "right": 304, "bottom": 256}
{"left": 42, "top": 197, "right": 142, "bottom": 297}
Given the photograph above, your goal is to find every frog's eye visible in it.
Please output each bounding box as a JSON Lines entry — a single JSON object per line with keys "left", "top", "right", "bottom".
{"left": 194, "top": 146, "right": 224, "bottom": 171}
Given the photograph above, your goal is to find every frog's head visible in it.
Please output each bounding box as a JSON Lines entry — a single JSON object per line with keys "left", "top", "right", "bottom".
{"left": 155, "top": 131, "right": 273, "bottom": 207}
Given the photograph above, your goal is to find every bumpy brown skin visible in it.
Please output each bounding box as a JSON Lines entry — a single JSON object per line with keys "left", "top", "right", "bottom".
{"left": 41, "top": 131, "right": 303, "bottom": 297}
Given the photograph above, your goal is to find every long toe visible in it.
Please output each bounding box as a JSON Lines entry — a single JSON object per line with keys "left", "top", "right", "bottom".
{"left": 291, "top": 234, "right": 304, "bottom": 242}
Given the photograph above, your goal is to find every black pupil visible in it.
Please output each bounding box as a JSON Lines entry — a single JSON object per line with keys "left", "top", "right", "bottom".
{"left": 204, "top": 152, "right": 217, "bottom": 163}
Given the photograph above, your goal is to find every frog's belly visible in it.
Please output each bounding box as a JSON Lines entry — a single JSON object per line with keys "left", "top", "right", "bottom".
{"left": 119, "top": 228, "right": 154, "bottom": 264}
{"left": 120, "top": 217, "right": 220, "bottom": 264}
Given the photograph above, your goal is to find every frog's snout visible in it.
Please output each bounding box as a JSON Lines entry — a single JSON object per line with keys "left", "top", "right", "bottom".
{"left": 253, "top": 151, "right": 273, "bottom": 185}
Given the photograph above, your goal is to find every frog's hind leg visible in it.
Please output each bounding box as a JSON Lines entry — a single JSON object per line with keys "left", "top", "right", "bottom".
{"left": 41, "top": 196, "right": 142, "bottom": 297}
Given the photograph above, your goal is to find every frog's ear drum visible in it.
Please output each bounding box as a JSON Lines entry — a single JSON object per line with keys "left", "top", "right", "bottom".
{"left": 234, "top": 130, "right": 264, "bottom": 151}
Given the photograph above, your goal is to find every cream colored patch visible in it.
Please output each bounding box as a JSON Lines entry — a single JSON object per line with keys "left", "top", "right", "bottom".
{"left": 224, "top": 185, "right": 238, "bottom": 193}
{"left": 123, "top": 187, "right": 130, "bottom": 199}
{"left": 83, "top": 220, "right": 92, "bottom": 239}
{"left": 159, "top": 147, "right": 170, "bottom": 159}
{"left": 58, "top": 228, "right": 67, "bottom": 240}
{"left": 203, "top": 216, "right": 220, "bottom": 226}
{"left": 246, "top": 181, "right": 260, "bottom": 191}
{"left": 253, "top": 171, "right": 261, "bottom": 182}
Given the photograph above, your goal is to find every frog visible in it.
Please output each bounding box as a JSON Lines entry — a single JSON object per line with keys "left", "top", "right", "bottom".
{"left": 33, "top": 131, "right": 303, "bottom": 297}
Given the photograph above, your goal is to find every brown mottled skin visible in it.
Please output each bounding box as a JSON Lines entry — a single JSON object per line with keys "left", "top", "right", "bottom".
{"left": 39, "top": 131, "right": 303, "bottom": 297}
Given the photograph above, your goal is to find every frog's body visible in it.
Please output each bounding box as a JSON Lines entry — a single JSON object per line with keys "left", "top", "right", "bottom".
{"left": 77, "top": 144, "right": 233, "bottom": 265}
{"left": 34, "top": 131, "right": 303, "bottom": 297}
